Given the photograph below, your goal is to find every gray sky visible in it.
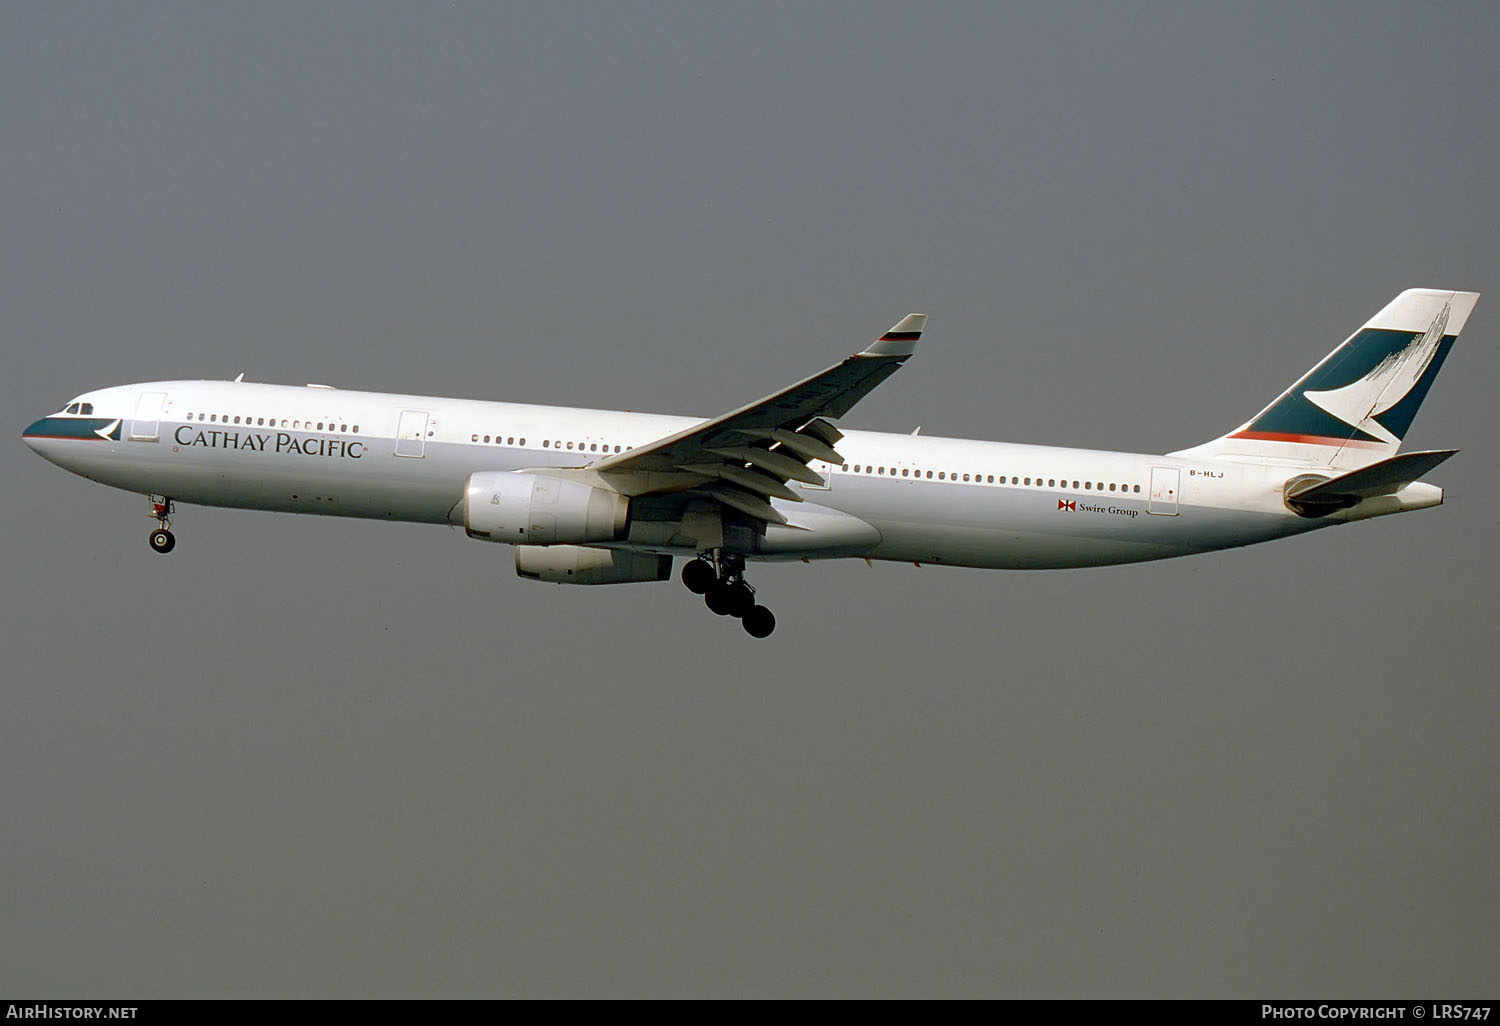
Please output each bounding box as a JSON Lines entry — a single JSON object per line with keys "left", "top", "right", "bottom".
{"left": 3, "top": 1, "right": 1497, "bottom": 998}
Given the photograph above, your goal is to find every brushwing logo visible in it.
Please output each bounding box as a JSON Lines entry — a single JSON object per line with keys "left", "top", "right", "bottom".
{"left": 1302, "top": 301, "right": 1450, "bottom": 445}
{"left": 1232, "top": 299, "right": 1458, "bottom": 448}
{"left": 1058, "top": 499, "right": 1076, "bottom": 511}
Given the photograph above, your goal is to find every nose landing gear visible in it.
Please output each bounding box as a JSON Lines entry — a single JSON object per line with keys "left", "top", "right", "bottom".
{"left": 681, "top": 553, "right": 776, "bottom": 638}
{"left": 147, "top": 496, "right": 176, "bottom": 553}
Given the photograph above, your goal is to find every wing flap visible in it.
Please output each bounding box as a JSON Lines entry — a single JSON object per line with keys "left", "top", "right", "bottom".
{"left": 679, "top": 463, "right": 804, "bottom": 502}
{"left": 799, "top": 417, "right": 844, "bottom": 447}
{"left": 707, "top": 446, "right": 826, "bottom": 486}
{"left": 704, "top": 485, "right": 789, "bottom": 525}
{"left": 765, "top": 428, "right": 843, "bottom": 466}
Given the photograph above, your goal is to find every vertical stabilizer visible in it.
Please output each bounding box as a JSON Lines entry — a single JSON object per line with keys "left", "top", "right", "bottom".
{"left": 1170, "top": 289, "right": 1479, "bottom": 470}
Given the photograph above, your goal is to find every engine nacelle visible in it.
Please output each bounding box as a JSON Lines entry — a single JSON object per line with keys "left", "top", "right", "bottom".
{"left": 515, "top": 545, "right": 671, "bottom": 585}
{"left": 462, "top": 471, "right": 629, "bottom": 545}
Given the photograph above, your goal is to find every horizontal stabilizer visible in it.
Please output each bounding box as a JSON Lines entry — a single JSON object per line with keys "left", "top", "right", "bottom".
{"left": 1285, "top": 449, "right": 1456, "bottom": 516}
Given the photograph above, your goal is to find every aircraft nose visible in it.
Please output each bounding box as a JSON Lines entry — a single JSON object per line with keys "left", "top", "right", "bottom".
{"left": 21, "top": 417, "right": 49, "bottom": 453}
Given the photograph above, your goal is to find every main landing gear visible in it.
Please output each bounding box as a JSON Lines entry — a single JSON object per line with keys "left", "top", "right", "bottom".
{"left": 147, "top": 496, "right": 176, "bottom": 554}
{"left": 681, "top": 553, "right": 776, "bottom": 638}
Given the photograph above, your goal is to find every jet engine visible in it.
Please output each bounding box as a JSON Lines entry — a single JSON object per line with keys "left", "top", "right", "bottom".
{"left": 462, "top": 471, "right": 629, "bottom": 545}
{"left": 515, "top": 545, "right": 671, "bottom": 585}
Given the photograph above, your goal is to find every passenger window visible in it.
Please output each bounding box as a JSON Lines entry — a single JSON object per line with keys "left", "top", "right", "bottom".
{"left": 1134, "top": 484, "right": 1141, "bottom": 492}
{"left": 963, "top": 474, "right": 971, "bottom": 482}
{"left": 293, "top": 420, "right": 300, "bottom": 428}
{"left": 1109, "top": 483, "right": 1116, "bottom": 491}
{"left": 902, "top": 469, "right": 909, "bottom": 477}
{"left": 613, "top": 445, "right": 620, "bottom": 453}
{"left": 507, "top": 437, "right": 515, "bottom": 445}
{"left": 986, "top": 475, "right": 993, "bottom": 483}
{"left": 938, "top": 472, "right": 945, "bottom": 480}
{"left": 926, "top": 471, "right": 933, "bottom": 479}
{"left": 543, "top": 440, "right": 550, "bottom": 448}
{"left": 352, "top": 426, "right": 358, "bottom": 433}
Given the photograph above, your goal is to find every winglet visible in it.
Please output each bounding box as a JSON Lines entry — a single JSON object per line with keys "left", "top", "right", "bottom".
{"left": 860, "top": 313, "right": 927, "bottom": 357}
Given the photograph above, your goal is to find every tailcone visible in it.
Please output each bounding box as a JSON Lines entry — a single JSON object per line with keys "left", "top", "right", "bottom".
{"left": 1334, "top": 482, "right": 1444, "bottom": 523}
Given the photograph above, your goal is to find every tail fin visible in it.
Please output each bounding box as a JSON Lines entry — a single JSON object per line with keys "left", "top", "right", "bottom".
{"left": 1171, "top": 288, "right": 1479, "bottom": 470}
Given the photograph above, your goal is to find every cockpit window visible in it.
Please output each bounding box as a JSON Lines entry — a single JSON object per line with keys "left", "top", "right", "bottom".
{"left": 80, "top": 403, "right": 93, "bottom": 415}
{"left": 65, "top": 403, "right": 80, "bottom": 414}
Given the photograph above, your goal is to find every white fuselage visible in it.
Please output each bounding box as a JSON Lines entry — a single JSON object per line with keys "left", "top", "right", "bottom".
{"left": 23, "top": 378, "right": 1371, "bottom": 570}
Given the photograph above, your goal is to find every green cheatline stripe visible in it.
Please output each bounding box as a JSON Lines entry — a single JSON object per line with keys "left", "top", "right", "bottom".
{"left": 22, "top": 417, "right": 121, "bottom": 440}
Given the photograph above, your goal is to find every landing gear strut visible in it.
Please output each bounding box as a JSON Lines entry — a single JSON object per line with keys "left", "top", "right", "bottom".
{"left": 148, "top": 496, "right": 176, "bottom": 554}
{"left": 682, "top": 552, "right": 776, "bottom": 638}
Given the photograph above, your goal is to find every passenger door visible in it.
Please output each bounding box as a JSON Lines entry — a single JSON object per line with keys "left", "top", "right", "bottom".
{"left": 395, "top": 409, "right": 430, "bottom": 457}
{"left": 1148, "top": 466, "right": 1180, "bottom": 516}
{"left": 128, "top": 392, "right": 167, "bottom": 441}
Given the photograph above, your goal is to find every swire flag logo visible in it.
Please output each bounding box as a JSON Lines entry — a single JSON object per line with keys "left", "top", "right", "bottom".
{"left": 1058, "top": 499, "right": 1076, "bottom": 512}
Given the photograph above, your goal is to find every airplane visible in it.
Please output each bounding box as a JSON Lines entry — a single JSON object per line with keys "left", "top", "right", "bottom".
{"left": 22, "top": 287, "right": 1477, "bottom": 639}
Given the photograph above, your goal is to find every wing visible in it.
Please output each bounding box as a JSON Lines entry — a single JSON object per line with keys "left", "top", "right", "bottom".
{"left": 589, "top": 313, "right": 926, "bottom": 524}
